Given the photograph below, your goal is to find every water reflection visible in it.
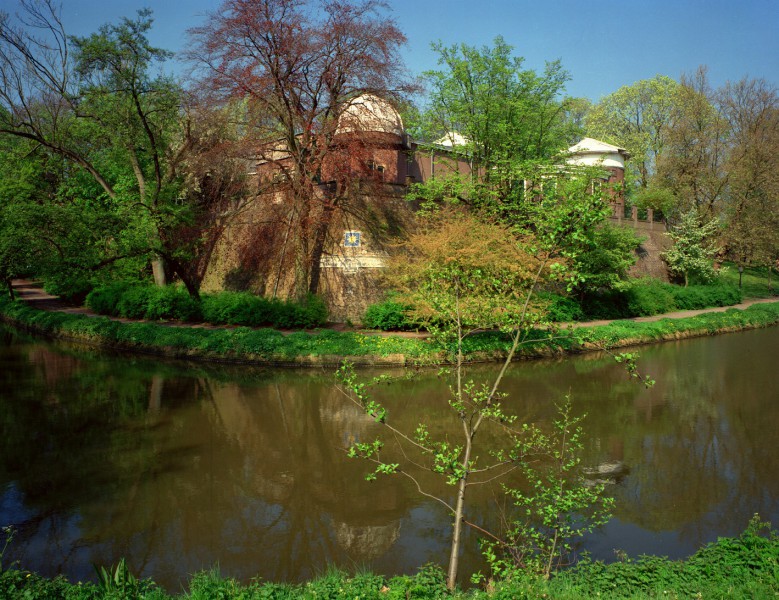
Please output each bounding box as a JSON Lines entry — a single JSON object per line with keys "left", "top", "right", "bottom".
{"left": 0, "top": 325, "right": 777, "bottom": 589}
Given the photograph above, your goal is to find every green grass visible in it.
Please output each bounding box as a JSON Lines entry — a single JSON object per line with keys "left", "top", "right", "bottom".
{"left": 2, "top": 293, "right": 779, "bottom": 366}
{"left": 719, "top": 262, "right": 779, "bottom": 299}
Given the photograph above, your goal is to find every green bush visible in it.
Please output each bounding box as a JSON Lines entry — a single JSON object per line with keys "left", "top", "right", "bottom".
{"left": 623, "top": 279, "right": 676, "bottom": 316}
{"left": 85, "top": 281, "right": 135, "bottom": 316}
{"left": 116, "top": 285, "right": 153, "bottom": 319}
{"left": 671, "top": 282, "right": 741, "bottom": 309}
{"left": 582, "top": 280, "right": 743, "bottom": 320}
{"left": 201, "top": 291, "right": 274, "bottom": 326}
{"left": 363, "top": 299, "right": 417, "bottom": 330}
{"left": 87, "top": 284, "right": 327, "bottom": 328}
{"left": 144, "top": 285, "right": 203, "bottom": 322}
{"left": 537, "top": 292, "right": 585, "bottom": 322}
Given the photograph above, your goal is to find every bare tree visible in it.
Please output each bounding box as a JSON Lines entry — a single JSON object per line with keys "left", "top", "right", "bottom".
{"left": 187, "top": 0, "right": 411, "bottom": 297}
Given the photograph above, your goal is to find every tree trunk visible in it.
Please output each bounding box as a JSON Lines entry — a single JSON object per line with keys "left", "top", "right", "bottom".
{"left": 308, "top": 197, "right": 339, "bottom": 296}
{"left": 447, "top": 437, "right": 472, "bottom": 591}
{"left": 152, "top": 256, "right": 167, "bottom": 287}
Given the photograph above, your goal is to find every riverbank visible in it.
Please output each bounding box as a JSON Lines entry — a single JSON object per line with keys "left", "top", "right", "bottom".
{"left": 1, "top": 515, "right": 777, "bottom": 599}
{"left": 1, "top": 284, "right": 778, "bottom": 367}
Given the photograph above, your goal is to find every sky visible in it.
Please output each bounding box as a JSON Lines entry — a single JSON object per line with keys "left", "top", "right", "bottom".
{"left": 29, "top": 0, "right": 779, "bottom": 102}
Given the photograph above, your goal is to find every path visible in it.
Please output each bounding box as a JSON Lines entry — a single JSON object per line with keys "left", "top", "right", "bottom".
{"left": 8, "top": 279, "right": 779, "bottom": 337}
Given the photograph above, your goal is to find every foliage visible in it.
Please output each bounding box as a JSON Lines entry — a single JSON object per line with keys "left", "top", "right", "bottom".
{"left": 476, "top": 399, "right": 613, "bottom": 582}
{"left": 418, "top": 36, "right": 575, "bottom": 171}
{"left": 586, "top": 75, "right": 681, "bottom": 188}
{"left": 568, "top": 224, "right": 642, "bottom": 294}
{"left": 555, "top": 514, "right": 779, "bottom": 598}
{"left": 3, "top": 518, "right": 778, "bottom": 597}
{"left": 94, "top": 558, "right": 140, "bottom": 598}
{"left": 0, "top": 5, "right": 200, "bottom": 290}
{"left": 87, "top": 284, "right": 202, "bottom": 322}
{"left": 662, "top": 210, "right": 721, "bottom": 286}
{"left": 582, "top": 279, "right": 742, "bottom": 320}
{"left": 535, "top": 293, "right": 585, "bottom": 323}
{"left": 86, "top": 284, "right": 327, "bottom": 328}
{"left": 362, "top": 298, "right": 417, "bottom": 331}
{"left": 188, "top": 0, "right": 410, "bottom": 297}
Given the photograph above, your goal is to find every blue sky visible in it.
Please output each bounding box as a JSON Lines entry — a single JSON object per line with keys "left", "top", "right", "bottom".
{"left": 48, "top": 0, "right": 779, "bottom": 101}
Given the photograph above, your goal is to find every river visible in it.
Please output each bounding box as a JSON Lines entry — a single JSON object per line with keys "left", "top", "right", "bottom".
{"left": 1, "top": 324, "right": 777, "bottom": 589}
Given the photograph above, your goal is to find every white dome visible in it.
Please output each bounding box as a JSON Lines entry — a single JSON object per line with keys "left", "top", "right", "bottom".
{"left": 566, "top": 137, "right": 629, "bottom": 170}
{"left": 337, "top": 93, "right": 404, "bottom": 136}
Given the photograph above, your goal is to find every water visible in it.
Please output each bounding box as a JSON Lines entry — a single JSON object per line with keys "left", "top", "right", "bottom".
{"left": 1, "top": 324, "right": 777, "bottom": 589}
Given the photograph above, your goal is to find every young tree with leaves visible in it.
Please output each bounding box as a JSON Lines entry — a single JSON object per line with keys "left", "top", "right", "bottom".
{"left": 663, "top": 209, "right": 720, "bottom": 287}
{"left": 586, "top": 75, "right": 680, "bottom": 189}
{"left": 337, "top": 175, "right": 637, "bottom": 589}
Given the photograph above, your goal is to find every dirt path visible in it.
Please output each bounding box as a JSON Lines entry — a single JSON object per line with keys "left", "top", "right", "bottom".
{"left": 8, "top": 279, "right": 779, "bottom": 337}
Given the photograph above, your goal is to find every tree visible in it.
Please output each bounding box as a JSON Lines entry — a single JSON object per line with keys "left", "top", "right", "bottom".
{"left": 662, "top": 209, "right": 720, "bottom": 287}
{"left": 337, "top": 181, "right": 630, "bottom": 589}
{"left": 717, "top": 77, "right": 779, "bottom": 273}
{"left": 420, "top": 36, "right": 574, "bottom": 173}
{"left": 0, "top": 3, "right": 233, "bottom": 297}
{"left": 587, "top": 75, "right": 680, "bottom": 189}
{"left": 188, "top": 0, "right": 410, "bottom": 298}
{"left": 655, "top": 67, "right": 730, "bottom": 219}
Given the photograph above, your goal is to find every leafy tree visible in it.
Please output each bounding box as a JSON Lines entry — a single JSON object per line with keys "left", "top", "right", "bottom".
{"left": 663, "top": 210, "right": 720, "bottom": 287}
{"left": 586, "top": 75, "right": 680, "bottom": 189}
{"left": 188, "top": 0, "right": 410, "bottom": 298}
{"left": 420, "top": 36, "right": 575, "bottom": 176}
{"left": 655, "top": 67, "right": 730, "bottom": 219}
{"left": 337, "top": 192, "right": 629, "bottom": 589}
{"left": 570, "top": 223, "right": 642, "bottom": 295}
{"left": 0, "top": 3, "right": 217, "bottom": 295}
{"left": 717, "top": 77, "right": 779, "bottom": 274}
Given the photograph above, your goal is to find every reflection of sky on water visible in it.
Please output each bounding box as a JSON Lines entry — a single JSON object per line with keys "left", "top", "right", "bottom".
{"left": 1, "top": 325, "right": 778, "bottom": 590}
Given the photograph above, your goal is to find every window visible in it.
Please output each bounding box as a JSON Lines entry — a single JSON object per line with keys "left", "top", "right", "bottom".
{"left": 344, "top": 231, "right": 361, "bottom": 247}
{"left": 367, "top": 160, "right": 385, "bottom": 180}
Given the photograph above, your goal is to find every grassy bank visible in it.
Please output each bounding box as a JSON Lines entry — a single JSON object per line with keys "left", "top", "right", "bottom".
{"left": 1, "top": 294, "right": 779, "bottom": 366}
{"left": 1, "top": 516, "right": 777, "bottom": 599}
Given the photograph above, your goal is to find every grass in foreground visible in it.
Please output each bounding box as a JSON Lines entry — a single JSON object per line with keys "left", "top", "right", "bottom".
{"left": 1, "top": 516, "right": 777, "bottom": 599}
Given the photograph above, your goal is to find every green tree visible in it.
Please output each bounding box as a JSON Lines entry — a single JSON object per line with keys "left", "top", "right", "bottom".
{"left": 655, "top": 67, "right": 730, "bottom": 219}
{"left": 662, "top": 210, "right": 720, "bottom": 286}
{"left": 587, "top": 75, "right": 680, "bottom": 189}
{"left": 0, "top": 3, "right": 212, "bottom": 295}
{"left": 337, "top": 191, "right": 628, "bottom": 589}
{"left": 421, "top": 36, "right": 574, "bottom": 173}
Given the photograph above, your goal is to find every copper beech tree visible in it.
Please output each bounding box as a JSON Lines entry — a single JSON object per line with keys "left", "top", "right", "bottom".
{"left": 188, "top": 0, "right": 411, "bottom": 298}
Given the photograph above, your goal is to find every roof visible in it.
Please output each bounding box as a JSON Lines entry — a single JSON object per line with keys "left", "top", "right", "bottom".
{"left": 337, "top": 93, "right": 404, "bottom": 137}
{"left": 568, "top": 137, "right": 630, "bottom": 157}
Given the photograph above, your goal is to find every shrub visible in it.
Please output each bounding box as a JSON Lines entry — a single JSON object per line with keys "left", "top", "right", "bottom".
{"left": 671, "top": 283, "right": 741, "bottom": 309}
{"left": 115, "top": 285, "right": 153, "bottom": 319}
{"left": 144, "top": 285, "right": 202, "bottom": 322}
{"left": 85, "top": 281, "right": 134, "bottom": 316}
{"left": 537, "top": 292, "right": 585, "bottom": 322}
{"left": 623, "top": 279, "right": 676, "bottom": 316}
{"left": 363, "top": 298, "right": 417, "bottom": 330}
